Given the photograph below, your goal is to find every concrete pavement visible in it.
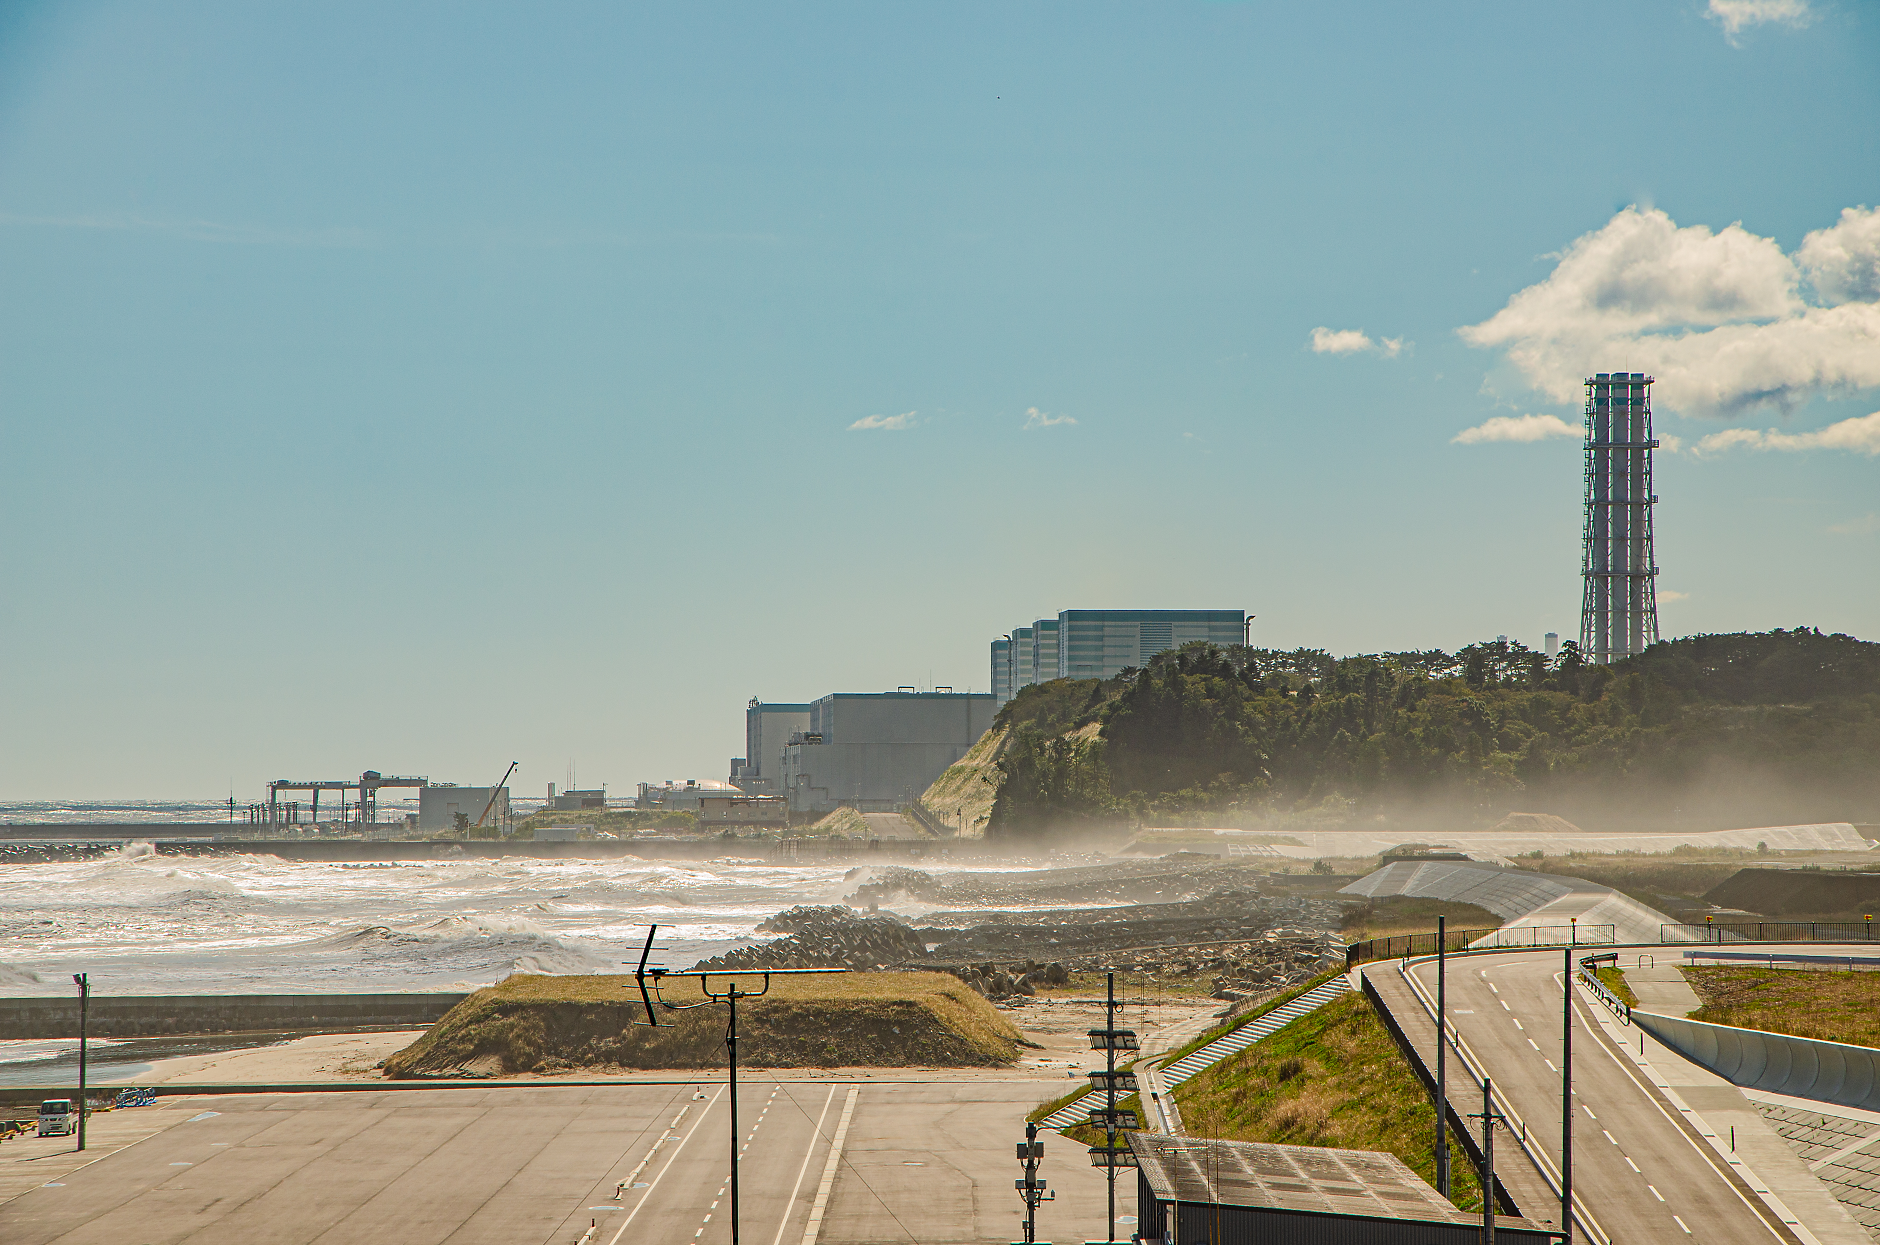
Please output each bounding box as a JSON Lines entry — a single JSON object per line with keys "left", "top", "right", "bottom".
{"left": 0, "top": 1080, "right": 1116, "bottom": 1245}
{"left": 1403, "top": 947, "right": 1810, "bottom": 1244}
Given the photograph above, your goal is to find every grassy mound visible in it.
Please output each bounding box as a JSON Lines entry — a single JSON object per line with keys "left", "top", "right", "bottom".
{"left": 919, "top": 726, "right": 1007, "bottom": 837}
{"left": 384, "top": 971, "right": 1022, "bottom": 1078}
{"left": 1168, "top": 991, "right": 1484, "bottom": 1212}
{"left": 1684, "top": 967, "right": 1880, "bottom": 1047}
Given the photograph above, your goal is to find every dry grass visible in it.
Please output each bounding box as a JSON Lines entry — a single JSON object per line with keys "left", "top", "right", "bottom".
{"left": 1684, "top": 967, "right": 1880, "bottom": 1048}
{"left": 385, "top": 970, "right": 1021, "bottom": 1077}
{"left": 919, "top": 727, "right": 1007, "bottom": 837}
{"left": 1168, "top": 990, "right": 1485, "bottom": 1211}
{"left": 1340, "top": 897, "right": 1503, "bottom": 941}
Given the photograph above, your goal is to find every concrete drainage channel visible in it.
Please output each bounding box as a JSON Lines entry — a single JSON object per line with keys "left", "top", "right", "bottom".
{"left": 1039, "top": 976, "right": 1353, "bottom": 1133}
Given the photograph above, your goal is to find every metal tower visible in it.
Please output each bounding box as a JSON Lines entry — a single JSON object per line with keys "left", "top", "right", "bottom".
{"left": 1579, "top": 372, "right": 1660, "bottom": 663}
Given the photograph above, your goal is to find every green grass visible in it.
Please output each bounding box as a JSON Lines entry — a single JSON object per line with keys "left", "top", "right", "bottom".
{"left": 1595, "top": 966, "right": 1638, "bottom": 1007}
{"left": 1684, "top": 967, "right": 1880, "bottom": 1047}
{"left": 1151, "top": 968, "right": 1348, "bottom": 1069}
{"left": 1170, "top": 990, "right": 1484, "bottom": 1212}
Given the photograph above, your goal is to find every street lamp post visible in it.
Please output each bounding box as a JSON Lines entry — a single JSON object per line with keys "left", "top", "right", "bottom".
{"left": 73, "top": 973, "right": 89, "bottom": 1151}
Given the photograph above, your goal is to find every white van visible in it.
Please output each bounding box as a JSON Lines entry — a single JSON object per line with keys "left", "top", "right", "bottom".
{"left": 37, "top": 1099, "right": 78, "bottom": 1137}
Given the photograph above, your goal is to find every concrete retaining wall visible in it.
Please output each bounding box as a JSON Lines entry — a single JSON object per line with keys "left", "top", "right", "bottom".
{"left": 0, "top": 993, "right": 467, "bottom": 1039}
{"left": 1633, "top": 1009, "right": 1880, "bottom": 1112}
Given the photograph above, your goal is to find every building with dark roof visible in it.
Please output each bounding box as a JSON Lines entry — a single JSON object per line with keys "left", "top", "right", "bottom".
{"left": 1129, "top": 1133, "right": 1556, "bottom": 1245}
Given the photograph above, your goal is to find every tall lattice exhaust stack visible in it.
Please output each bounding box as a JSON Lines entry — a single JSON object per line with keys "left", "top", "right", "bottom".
{"left": 1579, "top": 371, "right": 1660, "bottom": 663}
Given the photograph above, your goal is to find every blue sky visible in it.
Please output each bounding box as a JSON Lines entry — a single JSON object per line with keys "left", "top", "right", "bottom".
{"left": 2, "top": 1, "right": 1875, "bottom": 799}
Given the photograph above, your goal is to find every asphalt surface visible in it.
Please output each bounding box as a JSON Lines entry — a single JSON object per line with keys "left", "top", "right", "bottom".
{"left": 1403, "top": 948, "right": 1804, "bottom": 1245}
{"left": 0, "top": 1081, "right": 1116, "bottom": 1245}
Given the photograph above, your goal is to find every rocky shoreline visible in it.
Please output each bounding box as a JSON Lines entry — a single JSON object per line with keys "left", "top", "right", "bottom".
{"left": 691, "top": 855, "right": 1354, "bottom": 1002}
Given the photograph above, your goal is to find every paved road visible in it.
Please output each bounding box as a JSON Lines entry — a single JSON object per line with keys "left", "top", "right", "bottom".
{"left": 0, "top": 1081, "right": 1113, "bottom": 1245}
{"left": 1404, "top": 948, "right": 1803, "bottom": 1245}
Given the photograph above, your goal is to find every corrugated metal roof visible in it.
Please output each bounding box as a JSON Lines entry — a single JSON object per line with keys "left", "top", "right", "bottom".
{"left": 1128, "top": 1133, "right": 1514, "bottom": 1229}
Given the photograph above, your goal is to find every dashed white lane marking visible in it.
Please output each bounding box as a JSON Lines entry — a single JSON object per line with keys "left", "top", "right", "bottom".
{"left": 1584, "top": 1106, "right": 1598, "bottom": 1120}
{"left": 1673, "top": 1214, "right": 1692, "bottom": 1234}
{"left": 1511, "top": 1017, "right": 1523, "bottom": 1030}
{"left": 1625, "top": 1157, "right": 1640, "bottom": 1173}
{"left": 1527, "top": 1039, "right": 1540, "bottom": 1051}
{"left": 1545, "top": 1059, "right": 1558, "bottom": 1073}
{"left": 1649, "top": 1185, "right": 1665, "bottom": 1202}
{"left": 1500, "top": 1000, "right": 1511, "bottom": 1010}
{"left": 1604, "top": 1130, "right": 1618, "bottom": 1145}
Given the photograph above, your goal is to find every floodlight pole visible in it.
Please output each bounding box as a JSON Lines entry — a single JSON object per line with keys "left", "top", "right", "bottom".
{"left": 1436, "top": 916, "right": 1449, "bottom": 1196}
{"left": 1483, "top": 1077, "right": 1496, "bottom": 1245}
{"left": 1106, "top": 971, "right": 1117, "bottom": 1244}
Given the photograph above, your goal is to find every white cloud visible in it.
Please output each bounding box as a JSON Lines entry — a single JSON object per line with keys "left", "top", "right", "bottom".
{"left": 1023, "top": 407, "right": 1077, "bottom": 429}
{"left": 1460, "top": 205, "right": 1880, "bottom": 418}
{"left": 1657, "top": 589, "right": 1691, "bottom": 603}
{"left": 1452, "top": 414, "right": 1581, "bottom": 444}
{"left": 1798, "top": 206, "right": 1880, "bottom": 305}
{"left": 848, "top": 411, "right": 916, "bottom": 431}
{"left": 1708, "top": 0, "right": 1813, "bottom": 42}
{"left": 1693, "top": 410, "right": 1880, "bottom": 456}
{"left": 1310, "top": 327, "right": 1404, "bottom": 357}
{"left": 1828, "top": 512, "right": 1880, "bottom": 535}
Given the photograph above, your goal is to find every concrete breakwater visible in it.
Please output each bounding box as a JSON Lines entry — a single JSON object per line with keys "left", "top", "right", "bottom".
{"left": 0, "top": 993, "right": 467, "bottom": 1039}
{"left": 0, "top": 829, "right": 944, "bottom": 863}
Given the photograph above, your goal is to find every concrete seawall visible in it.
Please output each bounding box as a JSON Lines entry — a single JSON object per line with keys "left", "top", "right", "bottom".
{"left": 0, "top": 993, "right": 467, "bottom": 1039}
{"left": 1633, "top": 1008, "right": 1880, "bottom": 1113}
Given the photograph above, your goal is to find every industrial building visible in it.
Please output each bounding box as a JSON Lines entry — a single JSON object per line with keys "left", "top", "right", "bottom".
{"left": 779, "top": 690, "right": 996, "bottom": 813}
{"left": 1128, "top": 1133, "right": 1553, "bottom": 1244}
{"left": 636, "top": 779, "right": 745, "bottom": 811}
{"left": 417, "top": 784, "right": 510, "bottom": 831}
{"left": 991, "top": 609, "right": 1247, "bottom": 703}
{"left": 1580, "top": 371, "right": 1660, "bottom": 664}
{"left": 547, "top": 784, "right": 607, "bottom": 811}
{"left": 729, "top": 699, "right": 812, "bottom": 795}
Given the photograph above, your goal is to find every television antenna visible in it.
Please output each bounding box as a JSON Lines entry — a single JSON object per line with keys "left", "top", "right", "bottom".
{"left": 629, "top": 924, "right": 847, "bottom": 1245}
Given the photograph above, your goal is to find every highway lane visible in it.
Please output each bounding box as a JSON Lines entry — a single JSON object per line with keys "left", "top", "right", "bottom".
{"left": 1405, "top": 948, "right": 1804, "bottom": 1245}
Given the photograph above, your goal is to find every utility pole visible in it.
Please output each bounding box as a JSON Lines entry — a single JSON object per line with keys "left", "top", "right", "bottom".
{"left": 1436, "top": 915, "right": 1449, "bottom": 1196}
{"left": 1562, "top": 946, "right": 1573, "bottom": 1245}
{"left": 73, "top": 973, "right": 88, "bottom": 1151}
{"left": 1473, "top": 1077, "right": 1501, "bottom": 1245}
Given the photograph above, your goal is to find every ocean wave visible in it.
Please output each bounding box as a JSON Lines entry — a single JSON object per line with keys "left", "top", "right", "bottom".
{"left": 297, "top": 916, "right": 618, "bottom": 978}
{"left": 0, "top": 962, "right": 41, "bottom": 985}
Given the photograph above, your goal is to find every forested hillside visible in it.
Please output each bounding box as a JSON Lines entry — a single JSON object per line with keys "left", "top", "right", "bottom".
{"left": 985, "top": 629, "right": 1880, "bottom": 838}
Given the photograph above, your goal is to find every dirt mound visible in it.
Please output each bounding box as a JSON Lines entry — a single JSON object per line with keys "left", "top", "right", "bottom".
{"left": 382, "top": 970, "right": 1021, "bottom": 1078}
{"left": 1486, "top": 812, "right": 1585, "bottom": 837}
{"left": 1704, "top": 867, "right": 1880, "bottom": 917}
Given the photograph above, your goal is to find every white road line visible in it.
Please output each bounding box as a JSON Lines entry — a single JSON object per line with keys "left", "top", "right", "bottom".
{"left": 772, "top": 1086, "right": 838, "bottom": 1245}
{"left": 1545, "top": 1059, "right": 1557, "bottom": 1073}
{"left": 606, "top": 1085, "right": 726, "bottom": 1245}
{"left": 1604, "top": 1130, "right": 1618, "bottom": 1145}
{"left": 1649, "top": 1185, "right": 1664, "bottom": 1202}
{"left": 1584, "top": 1106, "right": 1597, "bottom": 1121}
{"left": 800, "top": 1086, "right": 860, "bottom": 1245}
{"left": 1572, "top": 978, "right": 1795, "bottom": 1243}
{"left": 1673, "top": 1214, "right": 1692, "bottom": 1234}
{"left": 1625, "top": 1157, "right": 1640, "bottom": 1173}
{"left": 1527, "top": 1039, "right": 1539, "bottom": 1051}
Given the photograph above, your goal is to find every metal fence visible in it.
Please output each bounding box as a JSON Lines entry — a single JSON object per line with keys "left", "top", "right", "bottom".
{"left": 1661, "top": 921, "right": 1880, "bottom": 944}
{"left": 1345, "top": 924, "right": 1616, "bottom": 966}
{"left": 1345, "top": 928, "right": 1498, "bottom": 966}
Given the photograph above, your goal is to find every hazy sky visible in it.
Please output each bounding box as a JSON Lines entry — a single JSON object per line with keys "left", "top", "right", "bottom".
{"left": 2, "top": 1, "right": 1876, "bottom": 800}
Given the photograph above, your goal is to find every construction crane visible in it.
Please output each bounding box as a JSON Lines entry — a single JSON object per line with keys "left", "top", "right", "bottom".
{"left": 475, "top": 761, "right": 519, "bottom": 828}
